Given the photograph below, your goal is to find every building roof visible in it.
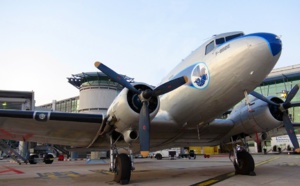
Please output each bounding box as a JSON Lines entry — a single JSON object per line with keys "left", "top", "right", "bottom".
{"left": 262, "top": 64, "right": 300, "bottom": 85}
{"left": 67, "top": 72, "right": 134, "bottom": 89}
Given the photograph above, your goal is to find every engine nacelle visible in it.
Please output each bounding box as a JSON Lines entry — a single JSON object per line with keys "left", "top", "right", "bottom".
{"left": 107, "top": 82, "right": 160, "bottom": 133}
{"left": 228, "top": 96, "right": 284, "bottom": 136}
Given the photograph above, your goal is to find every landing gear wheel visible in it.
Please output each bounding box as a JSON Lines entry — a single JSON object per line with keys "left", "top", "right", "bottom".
{"left": 114, "top": 154, "right": 131, "bottom": 184}
{"left": 234, "top": 151, "right": 255, "bottom": 175}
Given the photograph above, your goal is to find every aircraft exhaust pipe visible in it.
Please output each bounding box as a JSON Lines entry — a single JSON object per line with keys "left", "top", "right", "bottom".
{"left": 123, "top": 130, "right": 139, "bottom": 143}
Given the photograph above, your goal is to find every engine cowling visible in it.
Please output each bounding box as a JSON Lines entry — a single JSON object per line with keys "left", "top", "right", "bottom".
{"left": 228, "top": 96, "right": 284, "bottom": 135}
{"left": 107, "top": 82, "right": 160, "bottom": 134}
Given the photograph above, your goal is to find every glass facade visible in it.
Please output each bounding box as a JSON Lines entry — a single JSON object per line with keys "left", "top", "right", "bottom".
{"left": 55, "top": 97, "right": 79, "bottom": 113}
{"left": 38, "top": 96, "right": 79, "bottom": 113}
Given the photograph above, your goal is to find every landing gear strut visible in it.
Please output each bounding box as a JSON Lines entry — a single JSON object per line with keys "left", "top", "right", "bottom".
{"left": 230, "top": 136, "right": 256, "bottom": 176}
{"left": 109, "top": 135, "right": 134, "bottom": 184}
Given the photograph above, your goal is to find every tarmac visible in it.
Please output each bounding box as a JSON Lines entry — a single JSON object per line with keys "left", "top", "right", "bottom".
{"left": 0, "top": 153, "right": 300, "bottom": 186}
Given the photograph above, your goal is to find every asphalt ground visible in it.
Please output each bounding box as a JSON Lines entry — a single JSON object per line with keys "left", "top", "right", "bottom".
{"left": 0, "top": 153, "right": 300, "bottom": 186}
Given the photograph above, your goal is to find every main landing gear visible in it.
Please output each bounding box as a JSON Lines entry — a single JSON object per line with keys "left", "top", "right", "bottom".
{"left": 230, "top": 137, "right": 256, "bottom": 176}
{"left": 109, "top": 135, "right": 134, "bottom": 184}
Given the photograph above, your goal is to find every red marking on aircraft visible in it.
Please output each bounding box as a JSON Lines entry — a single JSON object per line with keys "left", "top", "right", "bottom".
{"left": 0, "top": 129, "right": 14, "bottom": 138}
{"left": 22, "top": 133, "right": 34, "bottom": 141}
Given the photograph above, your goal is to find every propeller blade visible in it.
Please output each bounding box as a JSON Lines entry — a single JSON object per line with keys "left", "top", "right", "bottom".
{"left": 250, "top": 91, "right": 278, "bottom": 105}
{"left": 94, "top": 62, "right": 139, "bottom": 94}
{"left": 285, "top": 84, "right": 299, "bottom": 103}
{"left": 139, "top": 101, "right": 150, "bottom": 157}
{"left": 152, "top": 76, "right": 188, "bottom": 97}
{"left": 290, "top": 101, "right": 300, "bottom": 108}
{"left": 282, "top": 113, "right": 300, "bottom": 150}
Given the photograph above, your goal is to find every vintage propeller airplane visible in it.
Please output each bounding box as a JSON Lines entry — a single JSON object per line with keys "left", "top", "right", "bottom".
{"left": 1, "top": 31, "right": 297, "bottom": 184}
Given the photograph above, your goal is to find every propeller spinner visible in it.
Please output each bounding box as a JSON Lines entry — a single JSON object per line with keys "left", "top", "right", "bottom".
{"left": 94, "top": 61, "right": 188, "bottom": 157}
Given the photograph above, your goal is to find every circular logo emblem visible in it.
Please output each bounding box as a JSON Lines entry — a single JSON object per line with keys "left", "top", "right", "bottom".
{"left": 39, "top": 113, "right": 46, "bottom": 120}
{"left": 191, "top": 62, "right": 210, "bottom": 89}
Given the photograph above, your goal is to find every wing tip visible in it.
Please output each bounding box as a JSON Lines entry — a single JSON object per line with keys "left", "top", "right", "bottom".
{"left": 94, "top": 61, "right": 101, "bottom": 68}
{"left": 183, "top": 76, "right": 189, "bottom": 83}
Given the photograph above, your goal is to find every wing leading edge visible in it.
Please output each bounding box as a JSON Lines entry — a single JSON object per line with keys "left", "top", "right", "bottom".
{"left": 0, "top": 110, "right": 103, "bottom": 147}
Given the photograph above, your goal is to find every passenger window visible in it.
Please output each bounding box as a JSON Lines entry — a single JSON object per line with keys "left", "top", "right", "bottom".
{"left": 216, "top": 38, "right": 225, "bottom": 45}
{"left": 205, "top": 41, "right": 215, "bottom": 55}
{"left": 226, "top": 33, "right": 243, "bottom": 42}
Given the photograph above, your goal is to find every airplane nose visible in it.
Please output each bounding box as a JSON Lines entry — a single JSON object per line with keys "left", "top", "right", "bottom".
{"left": 248, "top": 33, "right": 282, "bottom": 56}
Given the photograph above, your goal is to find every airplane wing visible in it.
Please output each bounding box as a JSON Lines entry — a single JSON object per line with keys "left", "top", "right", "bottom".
{"left": 0, "top": 109, "right": 104, "bottom": 147}
{"left": 148, "top": 117, "right": 235, "bottom": 151}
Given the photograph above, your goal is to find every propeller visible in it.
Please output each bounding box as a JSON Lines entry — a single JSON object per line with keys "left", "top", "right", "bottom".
{"left": 282, "top": 84, "right": 300, "bottom": 110}
{"left": 250, "top": 84, "right": 300, "bottom": 153}
{"left": 94, "top": 61, "right": 188, "bottom": 157}
{"left": 250, "top": 91, "right": 279, "bottom": 106}
{"left": 94, "top": 62, "right": 139, "bottom": 94}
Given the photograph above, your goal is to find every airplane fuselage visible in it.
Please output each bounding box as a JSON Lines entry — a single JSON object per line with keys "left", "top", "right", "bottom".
{"left": 159, "top": 32, "right": 281, "bottom": 128}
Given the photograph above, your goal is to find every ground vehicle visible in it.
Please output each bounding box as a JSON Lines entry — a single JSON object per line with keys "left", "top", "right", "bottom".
{"left": 134, "top": 154, "right": 143, "bottom": 158}
{"left": 154, "top": 148, "right": 180, "bottom": 160}
{"left": 29, "top": 145, "right": 56, "bottom": 164}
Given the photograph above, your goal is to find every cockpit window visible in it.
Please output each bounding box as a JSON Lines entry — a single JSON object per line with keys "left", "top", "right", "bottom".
{"left": 216, "top": 38, "right": 225, "bottom": 45}
{"left": 205, "top": 33, "right": 243, "bottom": 55}
{"left": 225, "top": 33, "right": 243, "bottom": 42}
{"left": 205, "top": 41, "right": 215, "bottom": 55}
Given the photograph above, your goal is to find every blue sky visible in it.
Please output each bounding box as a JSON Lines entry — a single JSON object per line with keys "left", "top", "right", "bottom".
{"left": 1, "top": 0, "right": 300, "bottom": 105}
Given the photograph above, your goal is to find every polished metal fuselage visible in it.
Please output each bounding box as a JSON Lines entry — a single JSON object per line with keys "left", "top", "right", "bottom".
{"left": 144, "top": 32, "right": 282, "bottom": 151}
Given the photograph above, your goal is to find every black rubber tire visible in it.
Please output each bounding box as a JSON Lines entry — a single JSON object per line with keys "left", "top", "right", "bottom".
{"left": 44, "top": 154, "right": 54, "bottom": 164}
{"left": 29, "top": 155, "right": 38, "bottom": 164}
{"left": 234, "top": 151, "right": 255, "bottom": 175}
{"left": 114, "top": 154, "right": 131, "bottom": 184}
{"left": 155, "top": 153, "right": 162, "bottom": 160}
